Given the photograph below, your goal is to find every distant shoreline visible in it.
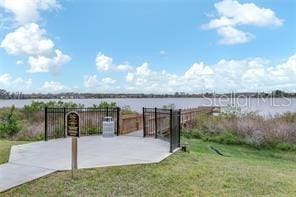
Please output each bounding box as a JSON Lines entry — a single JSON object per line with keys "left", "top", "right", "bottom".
{"left": 1, "top": 95, "right": 296, "bottom": 100}
{"left": 1, "top": 90, "right": 295, "bottom": 100}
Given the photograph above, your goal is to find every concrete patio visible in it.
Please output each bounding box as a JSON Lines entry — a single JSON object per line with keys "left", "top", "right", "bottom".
{"left": 0, "top": 135, "right": 171, "bottom": 192}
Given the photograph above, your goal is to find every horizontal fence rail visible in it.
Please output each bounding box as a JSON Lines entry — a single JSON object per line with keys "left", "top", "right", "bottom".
{"left": 180, "top": 107, "right": 219, "bottom": 128}
{"left": 45, "top": 107, "right": 120, "bottom": 140}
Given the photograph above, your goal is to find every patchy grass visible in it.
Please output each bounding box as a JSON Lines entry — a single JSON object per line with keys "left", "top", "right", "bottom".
{"left": 2, "top": 138, "right": 296, "bottom": 196}
{"left": 0, "top": 140, "right": 28, "bottom": 164}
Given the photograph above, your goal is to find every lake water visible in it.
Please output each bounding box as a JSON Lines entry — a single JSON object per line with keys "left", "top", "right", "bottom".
{"left": 1, "top": 98, "right": 296, "bottom": 116}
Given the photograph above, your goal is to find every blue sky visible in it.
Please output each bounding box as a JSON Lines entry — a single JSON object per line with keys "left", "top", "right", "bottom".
{"left": 0, "top": 0, "right": 295, "bottom": 93}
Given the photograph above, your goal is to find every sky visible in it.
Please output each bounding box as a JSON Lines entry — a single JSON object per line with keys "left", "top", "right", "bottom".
{"left": 0, "top": 0, "right": 295, "bottom": 94}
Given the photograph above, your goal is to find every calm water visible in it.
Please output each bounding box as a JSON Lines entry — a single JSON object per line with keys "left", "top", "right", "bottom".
{"left": 0, "top": 98, "right": 295, "bottom": 116}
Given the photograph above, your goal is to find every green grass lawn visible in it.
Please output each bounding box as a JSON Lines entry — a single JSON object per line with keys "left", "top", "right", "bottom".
{"left": 1, "top": 138, "right": 296, "bottom": 196}
{"left": 0, "top": 140, "right": 28, "bottom": 164}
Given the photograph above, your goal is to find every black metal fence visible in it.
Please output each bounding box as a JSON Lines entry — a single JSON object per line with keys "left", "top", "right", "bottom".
{"left": 45, "top": 107, "right": 120, "bottom": 140}
{"left": 143, "top": 108, "right": 181, "bottom": 152}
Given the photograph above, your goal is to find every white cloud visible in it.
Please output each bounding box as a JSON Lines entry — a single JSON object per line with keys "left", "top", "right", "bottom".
{"left": 16, "top": 60, "right": 23, "bottom": 65}
{"left": 0, "top": 0, "right": 61, "bottom": 24}
{"left": 116, "top": 63, "right": 133, "bottom": 72}
{"left": 101, "top": 77, "right": 116, "bottom": 85}
{"left": 84, "top": 75, "right": 117, "bottom": 89}
{"left": 1, "top": 23, "right": 71, "bottom": 73}
{"left": 203, "top": 0, "right": 283, "bottom": 45}
{"left": 27, "top": 49, "right": 71, "bottom": 73}
{"left": 123, "top": 53, "right": 296, "bottom": 93}
{"left": 184, "top": 62, "right": 214, "bottom": 79}
{"left": 1, "top": 23, "right": 54, "bottom": 56}
{"left": 41, "top": 81, "right": 67, "bottom": 92}
{"left": 126, "top": 72, "right": 134, "bottom": 82}
{"left": 95, "top": 52, "right": 113, "bottom": 71}
{"left": 0, "top": 73, "right": 32, "bottom": 91}
{"left": 84, "top": 75, "right": 99, "bottom": 88}
{"left": 95, "top": 53, "right": 134, "bottom": 72}
{"left": 136, "top": 62, "right": 151, "bottom": 76}
{"left": 217, "top": 26, "right": 254, "bottom": 45}
{"left": 0, "top": 73, "right": 12, "bottom": 85}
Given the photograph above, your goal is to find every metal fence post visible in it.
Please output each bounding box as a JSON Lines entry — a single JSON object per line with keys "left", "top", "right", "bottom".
{"left": 154, "top": 107, "right": 157, "bottom": 138}
{"left": 143, "top": 107, "right": 146, "bottom": 137}
{"left": 63, "top": 107, "right": 66, "bottom": 138}
{"left": 170, "top": 109, "right": 173, "bottom": 153}
{"left": 117, "top": 107, "right": 120, "bottom": 136}
{"left": 45, "top": 107, "right": 48, "bottom": 141}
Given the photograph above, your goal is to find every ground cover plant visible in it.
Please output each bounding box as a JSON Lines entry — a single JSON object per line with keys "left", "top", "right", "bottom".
{"left": 1, "top": 138, "right": 295, "bottom": 196}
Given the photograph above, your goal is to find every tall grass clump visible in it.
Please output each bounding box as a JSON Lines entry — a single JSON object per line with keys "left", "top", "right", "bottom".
{"left": 183, "top": 107, "right": 296, "bottom": 151}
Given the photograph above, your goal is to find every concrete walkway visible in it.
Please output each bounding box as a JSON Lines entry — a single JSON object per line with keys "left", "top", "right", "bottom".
{"left": 0, "top": 135, "right": 171, "bottom": 192}
{"left": 125, "top": 129, "right": 143, "bottom": 137}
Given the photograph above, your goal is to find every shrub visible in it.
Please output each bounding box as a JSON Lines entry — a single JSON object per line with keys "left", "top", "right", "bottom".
{"left": 92, "top": 101, "right": 117, "bottom": 108}
{"left": 277, "top": 112, "right": 296, "bottom": 123}
{"left": 182, "top": 128, "right": 204, "bottom": 139}
{"left": 162, "top": 104, "right": 175, "bottom": 109}
{"left": 13, "top": 121, "right": 44, "bottom": 141}
{"left": 0, "top": 105, "right": 22, "bottom": 137}
{"left": 83, "top": 127, "right": 101, "bottom": 135}
{"left": 209, "top": 132, "right": 242, "bottom": 145}
{"left": 121, "top": 105, "right": 135, "bottom": 115}
{"left": 276, "top": 143, "right": 296, "bottom": 151}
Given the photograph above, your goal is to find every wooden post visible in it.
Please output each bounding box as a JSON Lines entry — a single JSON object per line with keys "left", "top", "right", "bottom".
{"left": 72, "top": 137, "right": 78, "bottom": 179}
{"left": 66, "top": 111, "right": 80, "bottom": 179}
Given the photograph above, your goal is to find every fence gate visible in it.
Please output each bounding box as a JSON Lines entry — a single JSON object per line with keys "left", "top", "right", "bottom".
{"left": 45, "top": 107, "right": 120, "bottom": 140}
{"left": 143, "top": 108, "right": 181, "bottom": 152}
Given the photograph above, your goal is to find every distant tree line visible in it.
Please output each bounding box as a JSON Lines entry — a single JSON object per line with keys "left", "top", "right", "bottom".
{"left": 0, "top": 89, "right": 295, "bottom": 100}
{"left": 0, "top": 89, "right": 25, "bottom": 99}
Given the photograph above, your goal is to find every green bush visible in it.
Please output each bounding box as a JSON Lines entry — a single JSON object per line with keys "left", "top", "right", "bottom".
{"left": 83, "top": 127, "right": 101, "bottom": 135}
{"left": 189, "top": 128, "right": 204, "bottom": 139}
{"left": 121, "top": 105, "right": 134, "bottom": 115}
{"left": 0, "top": 105, "right": 22, "bottom": 137}
{"left": 162, "top": 104, "right": 175, "bottom": 109}
{"left": 23, "top": 100, "right": 84, "bottom": 113}
{"left": 278, "top": 112, "right": 296, "bottom": 122}
{"left": 15, "top": 133, "right": 44, "bottom": 141}
{"left": 209, "top": 132, "right": 242, "bottom": 145}
{"left": 181, "top": 128, "right": 203, "bottom": 139}
{"left": 276, "top": 143, "right": 296, "bottom": 151}
{"left": 92, "top": 101, "right": 117, "bottom": 109}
